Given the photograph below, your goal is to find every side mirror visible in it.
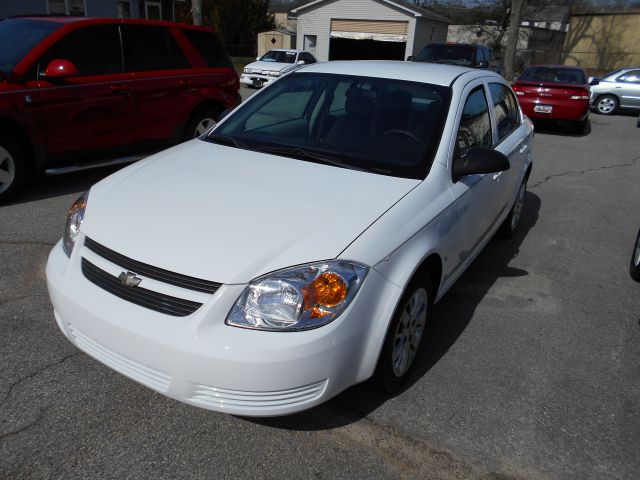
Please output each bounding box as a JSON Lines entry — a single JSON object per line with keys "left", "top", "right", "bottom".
{"left": 477, "top": 60, "right": 489, "bottom": 68}
{"left": 256, "top": 56, "right": 261, "bottom": 61}
{"left": 41, "top": 59, "right": 78, "bottom": 78}
{"left": 452, "top": 147, "right": 510, "bottom": 182}
{"left": 589, "top": 78, "right": 599, "bottom": 86}
{"left": 297, "top": 60, "right": 305, "bottom": 65}
{"left": 406, "top": 56, "right": 414, "bottom": 62}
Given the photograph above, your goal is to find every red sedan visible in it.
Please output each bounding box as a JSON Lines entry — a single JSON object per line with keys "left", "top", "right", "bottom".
{"left": 512, "top": 65, "right": 590, "bottom": 133}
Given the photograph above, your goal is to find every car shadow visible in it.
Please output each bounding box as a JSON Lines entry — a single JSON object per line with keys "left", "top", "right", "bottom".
{"left": 531, "top": 118, "right": 591, "bottom": 137}
{"left": 248, "top": 191, "right": 541, "bottom": 431}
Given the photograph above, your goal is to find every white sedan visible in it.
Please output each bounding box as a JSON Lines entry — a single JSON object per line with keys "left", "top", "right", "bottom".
{"left": 47, "top": 61, "right": 534, "bottom": 416}
{"left": 240, "top": 49, "right": 317, "bottom": 88}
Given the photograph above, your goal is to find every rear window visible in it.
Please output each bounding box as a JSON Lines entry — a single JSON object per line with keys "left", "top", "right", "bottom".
{"left": 122, "top": 25, "right": 190, "bottom": 71}
{"left": 414, "top": 44, "right": 474, "bottom": 66}
{"left": 181, "top": 29, "right": 231, "bottom": 68}
{"left": 520, "top": 67, "right": 585, "bottom": 84}
{"left": 0, "top": 19, "right": 60, "bottom": 75}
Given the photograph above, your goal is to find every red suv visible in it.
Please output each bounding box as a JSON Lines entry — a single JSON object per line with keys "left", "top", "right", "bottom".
{"left": 0, "top": 17, "right": 240, "bottom": 202}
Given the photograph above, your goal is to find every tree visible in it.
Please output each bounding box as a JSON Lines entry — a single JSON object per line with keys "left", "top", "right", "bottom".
{"left": 503, "top": 0, "right": 524, "bottom": 80}
{"left": 191, "top": 0, "right": 202, "bottom": 25}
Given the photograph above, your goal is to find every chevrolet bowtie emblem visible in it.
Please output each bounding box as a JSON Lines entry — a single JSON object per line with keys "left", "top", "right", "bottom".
{"left": 118, "top": 271, "right": 142, "bottom": 288}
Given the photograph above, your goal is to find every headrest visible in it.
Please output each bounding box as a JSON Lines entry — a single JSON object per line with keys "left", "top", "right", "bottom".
{"left": 382, "top": 90, "right": 412, "bottom": 108}
{"left": 346, "top": 96, "right": 374, "bottom": 117}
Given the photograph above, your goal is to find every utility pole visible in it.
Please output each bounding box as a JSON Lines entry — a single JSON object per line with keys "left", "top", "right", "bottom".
{"left": 504, "top": 0, "right": 524, "bottom": 81}
{"left": 191, "top": 0, "right": 203, "bottom": 25}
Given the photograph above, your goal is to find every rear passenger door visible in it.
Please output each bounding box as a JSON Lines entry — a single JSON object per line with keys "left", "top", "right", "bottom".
{"left": 122, "top": 24, "right": 193, "bottom": 145}
{"left": 487, "top": 82, "right": 528, "bottom": 200}
{"left": 36, "top": 25, "right": 134, "bottom": 157}
{"left": 616, "top": 70, "right": 640, "bottom": 108}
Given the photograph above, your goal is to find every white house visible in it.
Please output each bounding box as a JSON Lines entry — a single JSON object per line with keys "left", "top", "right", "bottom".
{"left": 291, "top": 0, "right": 450, "bottom": 62}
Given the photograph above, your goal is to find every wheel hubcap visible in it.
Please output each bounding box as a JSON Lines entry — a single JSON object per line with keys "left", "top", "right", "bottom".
{"left": 391, "top": 288, "right": 428, "bottom": 377}
{"left": 635, "top": 237, "right": 640, "bottom": 267}
{"left": 0, "top": 146, "right": 16, "bottom": 195}
{"left": 194, "top": 118, "right": 216, "bottom": 137}
{"left": 598, "top": 98, "right": 615, "bottom": 113}
{"left": 511, "top": 183, "right": 526, "bottom": 230}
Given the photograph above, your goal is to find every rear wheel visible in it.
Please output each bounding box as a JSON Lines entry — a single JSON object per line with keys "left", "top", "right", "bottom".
{"left": 0, "top": 135, "right": 25, "bottom": 204}
{"left": 374, "top": 273, "right": 433, "bottom": 393}
{"left": 630, "top": 229, "right": 640, "bottom": 282}
{"left": 595, "top": 95, "right": 618, "bottom": 115}
{"left": 184, "top": 108, "right": 221, "bottom": 140}
{"left": 499, "top": 178, "right": 527, "bottom": 238}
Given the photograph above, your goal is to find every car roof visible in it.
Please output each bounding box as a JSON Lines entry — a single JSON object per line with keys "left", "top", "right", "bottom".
{"left": 265, "top": 49, "right": 303, "bottom": 53}
{"left": 297, "top": 60, "right": 501, "bottom": 86}
{"left": 526, "top": 64, "right": 586, "bottom": 71}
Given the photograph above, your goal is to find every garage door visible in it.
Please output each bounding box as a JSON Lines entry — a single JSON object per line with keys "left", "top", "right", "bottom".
{"left": 329, "top": 19, "right": 408, "bottom": 61}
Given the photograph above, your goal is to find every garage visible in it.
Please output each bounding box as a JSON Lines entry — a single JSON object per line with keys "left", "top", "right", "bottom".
{"left": 292, "top": 0, "right": 450, "bottom": 62}
{"left": 329, "top": 19, "right": 407, "bottom": 60}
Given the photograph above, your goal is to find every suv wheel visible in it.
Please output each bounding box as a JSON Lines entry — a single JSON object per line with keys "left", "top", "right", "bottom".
{"left": 595, "top": 95, "right": 618, "bottom": 115}
{"left": 0, "top": 135, "right": 25, "bottom": 203}
{"left": 185, "top": 108, "right": 221, "bottom": 140}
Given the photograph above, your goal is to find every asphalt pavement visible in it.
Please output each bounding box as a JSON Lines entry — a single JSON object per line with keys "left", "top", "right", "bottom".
{"left": 1, "top": 113, "right": 639, "bottom": 480}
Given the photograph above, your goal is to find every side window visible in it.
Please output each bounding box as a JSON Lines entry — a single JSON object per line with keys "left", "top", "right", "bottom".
{"left": 301, "top": 53, "right": 316, "bottom": 64}
{"left": 457, "top": 86, "right": 492, "bottom": 155}
{"left": 40, "top": 25, "right": 122, "bottom": 76}
{"left": 624, "top": 70, "right": 640, "bottom": 84}
{"left": 122, "top": 25, "right": 190, "bottom": 71}
{"left": 489, "top": 83, "right": 521, "bottom": 142}
{"left": 180, "top": 29, "right": 231, "bottom": 68}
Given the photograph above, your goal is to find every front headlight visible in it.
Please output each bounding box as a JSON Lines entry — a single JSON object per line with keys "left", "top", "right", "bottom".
{"left": 63, "top": 191, "right": 88, "bottom": 257}
{"left": 268, "top": 71, "right": 281, "bottom": 77}
{"left": 243, "top": 68, "right": 252, "bottom": 74}
{"left": 226, "top": 261, "right": 368, "bottom": 331}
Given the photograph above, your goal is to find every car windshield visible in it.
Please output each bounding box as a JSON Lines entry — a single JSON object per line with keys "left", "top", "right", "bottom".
{"left": 207, "top": 72, "right": 451, "bottom": 180}
{"left": 0, "top": 19, "right": 61, "bottom": 75}
{"left": 519, "top": 66, "right": 586, "bottom": 84}
{"left": 414, "top": 45, "right": 474, "bottom": 66}
{"left": 259, "top": 50, "right": 297, "bottom": 63}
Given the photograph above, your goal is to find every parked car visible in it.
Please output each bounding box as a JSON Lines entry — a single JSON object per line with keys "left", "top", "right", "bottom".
{"left": 47, "top": 61, "right": 534, "bottom": 417}
{"left": 589, "top": 67, "right": 640, "bottom": 115}
{"left": 240, "top": 49, "right": 317, "bottom": 88}
{"left": 409, "top": 43, "right": 503, "bottom": 75}
{"left": 511, "top": 65, "right": 590, "bottom": 133}
{"left": 0, "top": 16, "right": 240, "bottom": 203}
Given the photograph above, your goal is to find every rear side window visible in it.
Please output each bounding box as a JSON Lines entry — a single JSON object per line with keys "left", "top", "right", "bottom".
{"left": 122, "top": 25, "right": 190, "bottom": 71}
{"left": 40, "top": 25, "right": 122, "bottom": 76}
{"left": 488, "top": 83, "right": 521, "bottom": 142}
{"left": 457, "top": 86, "right": 492, "bottom": 155}
{"left": 181, "top": 29, "right": 231, "bottom": 68}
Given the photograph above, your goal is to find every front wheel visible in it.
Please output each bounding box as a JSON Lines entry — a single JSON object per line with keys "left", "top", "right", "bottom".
{"left": 374, "top": 273, "right": 433, "bottom": 393}
{"left": 0, "top": 135, "right": 26, "bottom": 204}
{"left": 630, "top": 229, "right": 640, "bottom": 282}
{"left": 184, "top": 108, "right": 221, "bottom": 140}
{"left": 499, "top": 179, "right": 527, "bottom": 238}
{"left": 595, "top": 95, "right": 618, "bottom": 115}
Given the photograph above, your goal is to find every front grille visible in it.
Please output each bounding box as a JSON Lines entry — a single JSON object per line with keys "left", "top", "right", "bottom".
{"left": 84, "top": 237, "right": 220, "bottom": 294}
{"left": 82, "top": 258, "right": 202, "bottom": 317}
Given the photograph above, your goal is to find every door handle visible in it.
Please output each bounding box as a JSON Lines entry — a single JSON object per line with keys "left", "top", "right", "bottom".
{"left": 178, "top": 79, "right": 192, "bottom": 88}
{"left": 110, "top": 84, "right": 128, "bottom": 94}
{"left": 519, "top": 143, "right": 528, "bottom": 154}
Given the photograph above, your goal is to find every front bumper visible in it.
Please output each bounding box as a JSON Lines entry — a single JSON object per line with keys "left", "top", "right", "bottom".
{"left": 239, "top": 73, "right": 279, "bottom": 88}
{"left": 46, "top": 238, "right": 400, "bottom": 416}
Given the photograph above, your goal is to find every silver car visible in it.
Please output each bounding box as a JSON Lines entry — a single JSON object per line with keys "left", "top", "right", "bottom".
{"left": 590, "top": 67, "right": 640, "bottom": 115}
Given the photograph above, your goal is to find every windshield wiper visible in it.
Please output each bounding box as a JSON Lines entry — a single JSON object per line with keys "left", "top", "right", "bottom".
{"left": 254, "top": 145, "right": 374, "bottom": 172}
{"left": 208, "top": 134, "right": 247, "bottom": 149}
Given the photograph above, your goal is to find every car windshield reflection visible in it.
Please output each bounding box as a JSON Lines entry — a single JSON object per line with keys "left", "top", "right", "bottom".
{"left": 208, "top": 72, "right": 451, "bottom": 179}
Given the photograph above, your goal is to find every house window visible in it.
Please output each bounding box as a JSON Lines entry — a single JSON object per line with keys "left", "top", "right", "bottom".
{"left": 117, "top": 0, "right": 132, "bottom": 18}
{"left": 431, "top": 25, "right": 436, "bottom": 41}
{"left": 47, "top": 0, "right": 86, "bottom": 16}
{"left": 145, "top": 1, "right": 162, "bottom": 20}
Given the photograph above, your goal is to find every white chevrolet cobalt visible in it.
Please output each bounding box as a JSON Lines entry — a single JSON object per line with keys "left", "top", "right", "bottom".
{"left": 47, "top": 61, "right": 534, "bottom": 416}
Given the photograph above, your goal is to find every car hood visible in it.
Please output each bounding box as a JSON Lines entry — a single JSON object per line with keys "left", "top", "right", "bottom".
{"left": 245, "top": 61, "right": 292, "bottom": 72}
{"left": 82, "top": 140, "right": 419, "bottom": 284}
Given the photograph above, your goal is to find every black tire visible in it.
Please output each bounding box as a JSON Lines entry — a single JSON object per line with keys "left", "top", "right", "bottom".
{"left": 573, "top": 119, "right": 588, "bottom": 135}
{"left": 0, "top": 135, "right": 26, "bottom": 204}
{"left": 183, "top": 107, "right": 221, "bottom": 141}
{"left": 374, "top": 273, "right": 434, "bottom": 393}
{"left": 630, "top": 229, "right": 640, "bottom": 282}
{"left": 499, "top": 178, "right": 527, "bottom": 238}
{"left": 595, "top": 94, "right": 618, "bottom": 115}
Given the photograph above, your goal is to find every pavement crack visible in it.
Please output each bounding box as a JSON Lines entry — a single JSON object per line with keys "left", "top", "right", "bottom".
{"left": 0, "top": 352, "right": 80, "bottom": 406}
{"left": 529, "top": 156, "right": 639, "bottom": 190}
{"left": 0, "top": 406, "right": 50, "bottom": 441}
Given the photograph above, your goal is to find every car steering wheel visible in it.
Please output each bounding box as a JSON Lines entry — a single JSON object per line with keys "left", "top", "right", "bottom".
{"left": 381, "top": 129, "right": 425, "bottom": 155}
